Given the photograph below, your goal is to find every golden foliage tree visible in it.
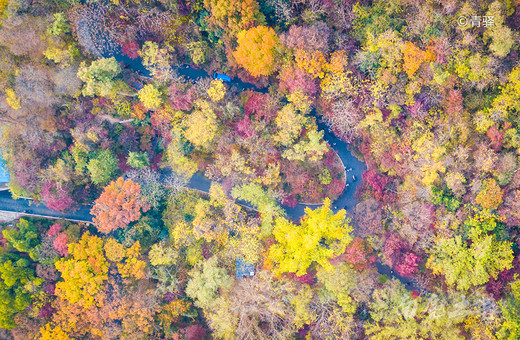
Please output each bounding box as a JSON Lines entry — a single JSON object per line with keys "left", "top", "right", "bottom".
{"left": 204, "top": 0, "right": 265, "bottom": 36}
{"left": 475, "top": 178, "right": 503, "bottom": 210}
{"left": 184, "top": 100, "right": 219, "bottom": 148}
{"left": 233, "top": 26, "right": 279, "bottom": 77}
{"left": 207, "top": 79, "right": 226, "bottom": 102}
{"left": 54, "top": 232, "right": 109, "bottom": 308}
{"left": 138, "top": 84, "right": 163, "bottom": 110}
{"left": 401, "top": 41, "right": 435, "bottom": 77}
{"left": 269, "top": 198, "right": 353, "bottom": 276}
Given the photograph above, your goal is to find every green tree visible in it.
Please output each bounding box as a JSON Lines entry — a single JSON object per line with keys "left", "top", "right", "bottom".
{"left": 426, "top": 233, "right": 513, "bottom": 290}
{"left": 185, "top": 256, "right": 232, "bottom": 309}
{"left": 365, "top": 280, "right": 479, "bottom": 339}
{"left": 77, "top": 57, "right": 122, "bottom": 97}
{"left": 127, "top": 151, "right": 149, "bottom": 169}
{"left": 149, "top": 242, "right": 178, "bottom": 267}
{"left": 3, "top": 218, "right": 39, "bottom": 260}
{"left": 47, "top": 12, "right": 70, "bottom": 36}
{"left": 282, "top": 130, "right": 328, "bottom": 162}
{"left": 165, "top": 132, "right": 198, "bottom": 178}
{"left": 499, "top": 279, "right": 520, "bottom": 339}
{"left": 87, "top": 149, "right": 118, "bottom": 186}
{"left": 139, "top": 41, "right": 172, "bottom": 82}
{"left": 0, "top": 253, "right": 40, "bottom": 330}
{"left": 269, "top": 198, "right": 353, "bottom": 276}
{"left": 316, "top": 263, "right": 359, "bottom": 314}
{"left": 484, "top": 1, "right": 516, "bottom": 58}
{"left": 231, "top": 182, "right": 284, "bottom": 235}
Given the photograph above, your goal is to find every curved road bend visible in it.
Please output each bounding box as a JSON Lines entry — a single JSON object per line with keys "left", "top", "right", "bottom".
{"left": 110, "top": 51, "right": 368, "bottom": 219}
{"left": 174, "top": 64, "right": 367, "bottom": 218}
{"left": 171, "top": 62, "right": 418, "bottom": 290}
{"left": 0, "top": 54, "right": 414, "bottom": 291}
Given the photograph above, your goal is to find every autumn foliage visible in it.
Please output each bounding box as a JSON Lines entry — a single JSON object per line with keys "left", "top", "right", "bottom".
{"left": 2, "top": 0, "right": 520, "bottom": 337}
{"left": 233, "top": 26, "right": 279, "bottom": 77}
{"left": 401, "top": 41, "right": 435, "bottom": 77}
{"left": 91, "top": 177, "right": 150, "bottom": 234}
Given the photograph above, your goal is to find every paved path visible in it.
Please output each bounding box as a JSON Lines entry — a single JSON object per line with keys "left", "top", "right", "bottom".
{"left": 110, "top": 51, "right": 367, "bottom": 220}
{"left": 171, "top": 62, "right": 367, "bottom": 220}
{"left": 0, "top": 53, "right": 416, "bottom": 291}
{"left": 0, "top": 191, "right": 94, "bottom": 223}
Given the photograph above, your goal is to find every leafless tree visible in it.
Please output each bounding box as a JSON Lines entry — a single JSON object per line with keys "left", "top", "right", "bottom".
{"left": 54, "top": 66, "right": 82, "bottom": 97}
{"left": 15, "top": 65, "right": 59, "bottom": 108}
{"left": 69, "top": 4, "right": 117, "bottom": 57}
{"left": 0, "top": 14, "right": 46, "bottom": 60}
{"left": 325, "top": 97, "right": 363, "bottom": 143}
{"left": 126, "top": 168, "right": 188, "bottom": 209}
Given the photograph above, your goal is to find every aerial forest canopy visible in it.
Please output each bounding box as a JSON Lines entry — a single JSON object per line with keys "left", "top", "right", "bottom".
{"left": 0, "top": 0, "right": 519, "bottom": 338}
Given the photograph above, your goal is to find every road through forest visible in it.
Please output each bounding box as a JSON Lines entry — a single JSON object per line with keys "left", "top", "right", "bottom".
{"left": 0, "top": 52, "right": 419, "bottom": 291}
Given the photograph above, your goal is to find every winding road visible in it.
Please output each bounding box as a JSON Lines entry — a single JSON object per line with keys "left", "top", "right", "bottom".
{"left": 172, "top": 62, "right": 367, "bottom": 219}
{"left": 114, "top": 49, "right": 368, "bottom": 219}
{"left": 0, "top": 53, "right": 418, "bottom": 291}
{"left": 0, "top": 190, "right": 94, "bottom": 223}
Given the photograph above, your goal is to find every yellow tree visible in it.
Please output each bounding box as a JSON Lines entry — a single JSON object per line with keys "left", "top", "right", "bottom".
{"left": 138, "top": 84, "right": 163, "bottom": 110}
{"left": 184, "top": 100, "right": 219, "bottom": 148}
{"left": 207, "top": 79, "right": 226, "bottom": 102}
{"left": 492, "top": 67, "right": 520, "bottom": 121}
{"left": 273, "top": 103, "right": 307, "bottom": 146}
{"left": 54, "top": 232, "right": 109, "bottom": 308}
{"left": 233, "top": 26, "right": 279, "bottom": 77}
{"left": 294, "top": 49, "right": 327, "bottom": 79}
{"left": 426, "top": 233, "right": 513, "bottom": 290}
{"left": 5, "top": 89, "right": 21, "bottom": 110}
{"left": 204, "top": 0, "right": 265, "bottom": 36}
{"left": 39, "top": 324, "right": 71, "bottom": 340}
{"left": 269, "top": 198, "right": 353, "bottom": 276}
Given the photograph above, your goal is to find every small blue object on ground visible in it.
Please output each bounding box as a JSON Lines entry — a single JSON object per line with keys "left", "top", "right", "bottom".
{"left": 0, "top": 155, "right": 10, "bottom": 183}
{"left": 131, "top": 82, "right": 143, "bottom": 91}
{"left": 213, "top": 72, "right": 232, "bottom": 82}
{"left": 236, "top": 258, "right": 255, "bottom": 279}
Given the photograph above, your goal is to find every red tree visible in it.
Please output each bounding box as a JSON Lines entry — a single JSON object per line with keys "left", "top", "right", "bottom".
{"left": 362, "top": 168, "right": 390, "bottom": 200}
{"left": 395, "top": 252, "right": 420, "bottom": 277}
{"left": 121, "top": 41, "right": 139, "bottom": 59}
{"left": 53, "top": 233, "right": 69, "bottom": 257}
{"left": 486, "top": 126, "right": 504, "bottom": 152}
{"left": 342, "top": 237, "right": 376, "bottom": 271}
{"left": 41, "top": 182, "right": 75, "bottom": 212}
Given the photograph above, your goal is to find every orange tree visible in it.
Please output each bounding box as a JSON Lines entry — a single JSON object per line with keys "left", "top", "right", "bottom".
{"left": 233, "top": 26, "right": 279, "bottom": 77}
{"left": 91, "top": 177, "right": 150, "bottom": 234}
{"left": 476, "top": 178, "right": 503, "bottom": 210}
{"left": 401, "top": 41, "right": 435, "bottom": 77}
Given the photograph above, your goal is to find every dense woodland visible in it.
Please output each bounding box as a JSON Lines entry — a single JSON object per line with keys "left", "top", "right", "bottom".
{"left": 0, "top": 0, "right": 519, "bottom": 338}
